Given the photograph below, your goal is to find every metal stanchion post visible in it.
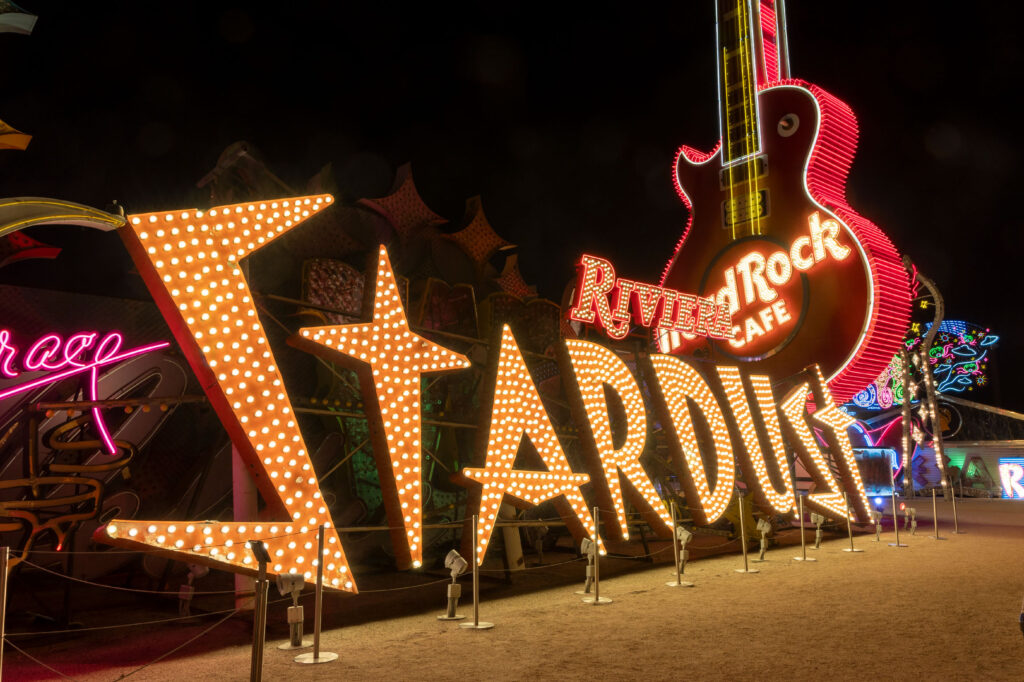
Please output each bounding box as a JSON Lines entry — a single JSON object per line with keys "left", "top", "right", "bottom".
{"left": 793, "top": 493, "right": 815, "bottom": 562}
{"left": 842, "top": 492, "right": 864, "bottom": 553}
{"left": 950, "top": 481, "right": 962, "bottom": 534}
{"left": 459, "top": 515, "right": 495, "bottom": 629}
{"left": 295, "top": 526, "right": 338, "bottom": 663}
{"left": 666, "top": 500, "right": 693, "bottom": 587}
{"left": 928, "top": 488, "right": 946, "bottom": 540}
{"left": 888, "top": 467, "right": 907, "bottom": 547}
{"left": 1, "top": 546, "right": 8, "bottom": 679}
{"left": 248, "top": 540, "right": 271, "bottom": 682}
{"left": 735, "top": 493, "right": 759, "bottom": 574}
{"left": 583, "top": 507, "right": 612, "bottom": 604}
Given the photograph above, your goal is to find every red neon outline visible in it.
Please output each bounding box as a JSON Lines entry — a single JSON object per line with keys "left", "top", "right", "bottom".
{"left": 660, "top": 79, "right": 912, "bottom": 403}
{"left": 759, "top": 1, "right": 780, "bottom": 84}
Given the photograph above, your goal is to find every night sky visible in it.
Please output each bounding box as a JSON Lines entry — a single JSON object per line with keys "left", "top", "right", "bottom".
{"left": 2, "top": 2, "right": 1022, "bottom": 409}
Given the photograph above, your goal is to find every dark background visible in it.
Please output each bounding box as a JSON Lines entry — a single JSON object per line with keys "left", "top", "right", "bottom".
{"left": 1, "top": 1, "right": 1021, "bottom": 409}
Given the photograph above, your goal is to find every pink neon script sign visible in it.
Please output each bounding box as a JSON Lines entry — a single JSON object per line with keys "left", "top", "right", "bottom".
{"left": 0, "top": 329, "right": 170, "bottom": 453}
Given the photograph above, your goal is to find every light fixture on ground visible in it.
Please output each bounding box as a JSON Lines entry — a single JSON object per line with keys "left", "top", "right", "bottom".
{"left": 576, "top": 537, "right": 597, "bottom": 595}
{"left": 870, "top": 510, "right": 882, "bottom": 541}
{"left": 438, "top": 550, "right": 468, "bottom": 621}
{"left": 810, "top": 512, "right": 825, "bottom": 550}
{"left": 178, "top": 563, "right": 208, "bottom": 617}
{"left": 666, "top": 521, "right": 694, "bottom": 588}
{"left": 276, "top": 573, "right": 311, "bottom": 649}
{"left": 903, "top": 506, "right": 917, "bottom": 535}
{"left": 753, "top": 517, "right": 772, "bottom": 562}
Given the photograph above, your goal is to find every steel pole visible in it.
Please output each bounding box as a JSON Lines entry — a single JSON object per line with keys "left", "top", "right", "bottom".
{"left": 314, "top": 526, "right": 323, "bottom": 657}
{"left": 582, "top": 507, "right": 612, "bottom": 603}
{"left": 793, "top": 494, "right": 812, "bottom": 562}
{"left": 889, "top": 466, "right": 906, "bottom": 547}
{"left": 294, "top": 526, "right": 338, "bottom": 663}
{"left": 950, "top": 481, "right": 961, "bottom": 534}
{"left": 735, "top": 494, "right": 758, "bottom": 573}
{"left": 459, "top": 515, "right": 494, "bottom": 628}
{"left": 842, "top": 492, "right": 863, "bottom": 552}
{"left": 929, "top": 488, "right": 946, "bottom": 540}
{"left": 671, "top": 500, "right": 681, "bottom": 585}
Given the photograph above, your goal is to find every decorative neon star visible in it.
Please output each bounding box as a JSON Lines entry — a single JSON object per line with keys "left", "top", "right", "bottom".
{"left": 97, "top": 195, "right": 359, "bottom": 592}
{"left": 462, "top": 325, "right": 600, "bottom": 562}
{"left": 293, "top": 246, "right": 471, "bottom": 569}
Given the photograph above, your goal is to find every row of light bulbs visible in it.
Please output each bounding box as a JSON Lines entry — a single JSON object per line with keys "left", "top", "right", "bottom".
{"left": 104, "top": 195, "right": 357, "bottom": 591}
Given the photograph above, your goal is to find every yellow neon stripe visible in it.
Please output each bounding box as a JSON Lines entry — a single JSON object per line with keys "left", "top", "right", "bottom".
{"left": 0, "top": 213, "right": 122, "bottom": 238}
{"left": 723, "top": 43, "right": 736, "bottom": 241}
{"left": 0, "top": 198, "right": 116, "bottom": 214}
{"left": 738, "top": 0, "right": 760, "bottom": 236}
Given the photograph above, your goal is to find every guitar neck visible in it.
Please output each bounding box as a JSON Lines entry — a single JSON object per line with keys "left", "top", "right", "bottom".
{"left": 717, "top": 0, "right": 764, "bottom": 166}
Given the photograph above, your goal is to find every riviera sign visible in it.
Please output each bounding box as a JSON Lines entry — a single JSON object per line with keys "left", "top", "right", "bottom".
{"left": 569, "top": 254, "right": 735, "bottom": 341}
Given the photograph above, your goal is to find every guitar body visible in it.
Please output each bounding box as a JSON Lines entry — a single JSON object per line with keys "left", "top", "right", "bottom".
{"left": 661, "top": 80, "right": 911, "bottom": 402}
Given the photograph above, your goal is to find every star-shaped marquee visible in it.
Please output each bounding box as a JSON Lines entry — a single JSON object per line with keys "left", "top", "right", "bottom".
{"left": 292, "top": 246, "right": 471, "bottom": 569}
{"left": 96, "top": 195, "right": 363, "bottom": 591}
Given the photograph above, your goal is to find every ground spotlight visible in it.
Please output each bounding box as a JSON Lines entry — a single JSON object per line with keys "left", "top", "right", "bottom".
{"left": 903, "top": 506, "right": 917, "bottom": 534}
{"left": 178, "top": 563, "right": 209, "bottom": 616}
{"left": 438, "top": 550, "right": 468, "bottom": 621}
{"left": 810, "top": 512, "right": 825, "bottom": 549}
{"left": 577, "top": 537, "right": 597, "bottom": 595}
{"left": 870, "top": 510, "right": 882, "bottom": 541}
{"left": 675, "top": 526, "right": 693, "bottom": 574}
{"left": 276, "top": 573, "right": 311, "bottom": 649}
{"left": 755, "top": 517, "right": 772, "bottom": 561}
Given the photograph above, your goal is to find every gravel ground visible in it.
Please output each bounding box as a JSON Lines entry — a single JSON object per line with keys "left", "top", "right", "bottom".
{"left": 5, "top": 497, "right": 1023, "bottom": 681}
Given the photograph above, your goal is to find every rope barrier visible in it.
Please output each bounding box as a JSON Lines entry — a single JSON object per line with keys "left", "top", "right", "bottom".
{"left": 355, "top": 577, "right": 452, "bottom": 594}
{"left": 114, "top": 607, "right": 241, "bottom": 680}
{"left": 3, "top": 594, "right": 304, "bottom": 638}
{"left": 477, "top": 555, "right": 586, "bottom": 574}
{"left": 3, "top": 637, "right": 80, "bottom": 681}
{"left": 20, "top": 560, "right": 241, "bottom": 596}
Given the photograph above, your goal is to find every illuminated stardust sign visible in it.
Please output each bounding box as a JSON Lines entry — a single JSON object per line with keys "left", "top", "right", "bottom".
{"left": 0, "top": 328, "right": 169, "bottom": 453}
{"left": 96, "top": 206, "right": 870, "bottom": 590}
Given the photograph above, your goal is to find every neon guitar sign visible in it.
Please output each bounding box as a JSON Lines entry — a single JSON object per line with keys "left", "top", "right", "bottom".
{"left": 659, "top": 0, "right": 911, "bottom": 403}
